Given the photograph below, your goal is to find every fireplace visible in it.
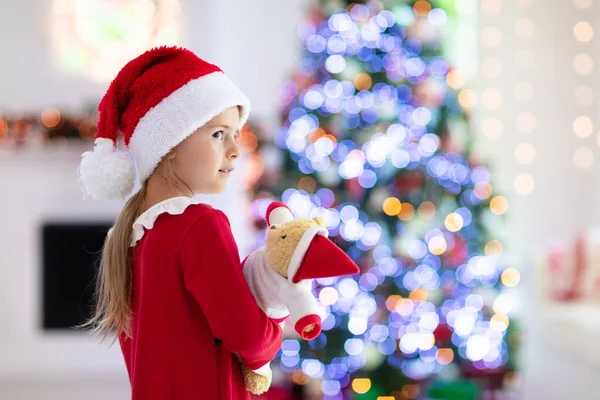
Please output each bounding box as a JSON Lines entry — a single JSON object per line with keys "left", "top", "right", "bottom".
{"left": 41, "top": 221, "right": 112, "bottom": 330}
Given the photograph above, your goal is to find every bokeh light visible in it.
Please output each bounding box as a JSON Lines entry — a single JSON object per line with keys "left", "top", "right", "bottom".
{"left": 490, "top": 196, "right": 508, "bottom": 215}
{"left": 514, "top": 173, "right": 535, "bottom": 195}
{"left": 574, "top": 147, "right": 594, "bottom": 169}
{"left": 501, "top": 268, "right": 521, "bottom": 287}
{"left": 573, "top": 116, "right": 593, "bottom": 138}
{"left": 514, "top": 143, "right": 536, "bottom": 164}
{"left": 574, "top": 21, "right": 593, "bottom": 42}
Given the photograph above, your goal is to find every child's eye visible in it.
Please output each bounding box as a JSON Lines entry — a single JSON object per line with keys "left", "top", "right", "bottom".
{"left": 212, "top": 131, "right": 224, "bottom": 140}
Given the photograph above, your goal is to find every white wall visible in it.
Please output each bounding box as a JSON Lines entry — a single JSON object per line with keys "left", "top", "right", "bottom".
{"left": 0, "top": 144, "right": 126, "bottom": 379}
{"left": 473, "top": 2, "right": 600, "bottom": 399}
{"left": 473, "top": 0, "right": 600, "bottom": 256}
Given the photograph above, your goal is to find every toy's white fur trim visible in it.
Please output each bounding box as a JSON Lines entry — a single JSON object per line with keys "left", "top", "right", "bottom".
{"left": 252, "top": 362, "right": 271, "bottom": 377}
{"left": 129, "top": 72, "right": 250, "bottom": 182}
{"left": 285, "top": 280, "right": 319, "bottom": 324}
{"left": 287, "top": 225, "right": 329, "bottom": 283}
{"left": 268, "top": 207, "right": 293, "bottom": 226}
{"left": 78, "top": 137, "right": 136, "bottom": 200}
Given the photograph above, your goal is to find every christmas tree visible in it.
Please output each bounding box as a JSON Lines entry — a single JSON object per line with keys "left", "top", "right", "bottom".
{"left": 249, "top": 1, "right": 519, "bottom": 398}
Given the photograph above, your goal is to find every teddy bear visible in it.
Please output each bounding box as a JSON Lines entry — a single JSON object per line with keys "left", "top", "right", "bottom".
{"left": 238, "top": 201, "right": 359, "bottom": 395}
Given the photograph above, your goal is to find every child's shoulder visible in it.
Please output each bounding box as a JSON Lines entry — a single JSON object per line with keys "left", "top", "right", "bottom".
{"left": 177, "top": 203, "right": 236, "bottom": 251}
{"left": 184, "top": 202, "right": 228, "bottom": 223}
{"left": 176, "top": 202, "right": 232, "bottom": 234}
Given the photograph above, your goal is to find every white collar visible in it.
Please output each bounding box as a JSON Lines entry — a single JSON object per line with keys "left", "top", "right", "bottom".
{"left": 130, "top": 196, "right": 203, "bottom": 247}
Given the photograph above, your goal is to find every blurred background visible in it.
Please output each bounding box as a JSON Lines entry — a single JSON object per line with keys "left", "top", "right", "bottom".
{"left": 1, "top": 0, "right": 599, "bottom": 399}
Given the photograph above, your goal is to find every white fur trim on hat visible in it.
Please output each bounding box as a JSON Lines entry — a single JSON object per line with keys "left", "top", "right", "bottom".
{"left": 268, "top": 207, "right": 294, "bottom": 226}
{"left": 78, "top": 138, "right": 136, "bottom": 200}
{"left": 252, "top": 362, "right": 272, "bottom": 377}
{"left": 129, "top": 71, "right": 251, "bottom": 183}
{"left": 287, "top": 225, "right": 329, "bottom": 283}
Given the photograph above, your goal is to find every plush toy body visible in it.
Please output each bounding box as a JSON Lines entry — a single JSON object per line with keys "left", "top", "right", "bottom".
{"left": 239, "top": 202, "right": 359, "bottom": 394}
{"left": 243, "top": 246, "right": 318, "bottom": 327}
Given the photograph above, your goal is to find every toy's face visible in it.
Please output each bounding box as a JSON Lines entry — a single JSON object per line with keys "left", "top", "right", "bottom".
{"left": 265, "top": 218, "right": 325, "bottom": 278}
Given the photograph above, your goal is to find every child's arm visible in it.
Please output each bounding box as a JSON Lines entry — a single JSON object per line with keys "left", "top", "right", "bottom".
{"left": 179, "top": 209, "right": 283, "bottom": 371}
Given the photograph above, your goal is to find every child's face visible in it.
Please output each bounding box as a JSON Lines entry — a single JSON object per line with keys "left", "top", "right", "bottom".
{"left": 171, "top": 106, "right": 241, "bottom": 194}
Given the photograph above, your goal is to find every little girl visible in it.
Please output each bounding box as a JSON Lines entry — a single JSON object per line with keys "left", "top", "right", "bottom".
{"left": 78, "top": 46, "right": 287, "bottom": 399}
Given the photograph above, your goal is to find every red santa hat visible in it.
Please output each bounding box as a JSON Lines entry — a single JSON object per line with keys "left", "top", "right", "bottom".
{"left": 266, "top": 202, "right": 359, "bottom": 283}
{"left": 78, "top": 46, "right": 250, "bottom": 200}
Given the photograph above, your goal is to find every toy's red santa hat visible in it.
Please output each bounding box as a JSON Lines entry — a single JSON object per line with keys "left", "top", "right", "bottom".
{"left": 266, "top": 202, "right": 359, "bottom": 283}
{"left": 78, "top": 46, "right": 250, "bottom": 200}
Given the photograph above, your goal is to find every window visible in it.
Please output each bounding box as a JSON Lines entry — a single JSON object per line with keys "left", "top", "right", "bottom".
{"left": 52, "top": 0, "right": 181, "bottom": 82}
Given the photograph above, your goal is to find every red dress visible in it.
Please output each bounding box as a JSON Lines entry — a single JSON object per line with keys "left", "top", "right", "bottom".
{"left": 119, "top": 198, "right": 283, "bottom": 399}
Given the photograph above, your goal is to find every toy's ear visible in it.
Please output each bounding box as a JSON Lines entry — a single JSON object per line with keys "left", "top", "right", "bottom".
{"left": 313, "top": 216, "right": 326, "bottom": 228}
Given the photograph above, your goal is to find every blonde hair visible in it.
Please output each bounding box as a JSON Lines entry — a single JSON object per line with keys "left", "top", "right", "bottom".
{"left": 81, "top": 181, "right": 148, "bottom": 343}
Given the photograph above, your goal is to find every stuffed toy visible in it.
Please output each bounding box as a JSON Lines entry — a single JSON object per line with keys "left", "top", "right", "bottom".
{"left": 239, "top": 201, "right": 359, "bottom": 394}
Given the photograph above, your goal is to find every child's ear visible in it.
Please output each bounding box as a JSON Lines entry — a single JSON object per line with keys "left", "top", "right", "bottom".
{"left": 313, "top": 216, "right": 326, "bottom": 227}
{"left": 166, "top": 149, "right": 176, "bottom": 160}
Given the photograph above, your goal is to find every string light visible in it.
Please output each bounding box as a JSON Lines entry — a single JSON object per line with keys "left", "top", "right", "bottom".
{"left": 352, "top": 378, "right": 372, "bottom": 394}
{"left": 485, "top": 240, "right": 504, "bottom": 257}
{"left": 41, "top": 108, "right": 61, "bottom": 128}
{"left": 383, "top": 197, "right": 402, "bottom": 216}
{"left": 574, "top": 147, "right": 594, "bottom": 169}
{"left": 501, "top": 268, "right": 521, "bottom": 287}
{"left": 418, "top": 201, "right": 436, "bottom": 219}
{"left": 398, "top": 203, "right": 415, "bottom": 221}
{"left": 436, "top": 348, "right": 454, "bottom": 365}
{"left": 514, "top": 18, "right": 536, "bottom": 38}
{"left": 490, "top": 196, "right": 508, "bottom": 215}
{"left": 445, "top": 213, "right": 464, "bottom": 232}
{"left": 574, "top": 21, "right": 593, "bottom": 42}
{"left": 446, "top": 70, "right": 465, "bottom": 89}
{"left": 458, "top": 89, "right": 477, "bottom": 108}
{"left": 573, "top": 116, "right": 593, "bottom": 138}
{"left": 0, "top": 110, "right": 97, "bottom": 144}
{"left": 514, "top": 173, "right": 535, "bottom": 195}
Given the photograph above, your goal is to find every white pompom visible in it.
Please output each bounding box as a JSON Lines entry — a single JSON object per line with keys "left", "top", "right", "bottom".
{"left": 78, "top": 137, "right": 137, "bottom": 200}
